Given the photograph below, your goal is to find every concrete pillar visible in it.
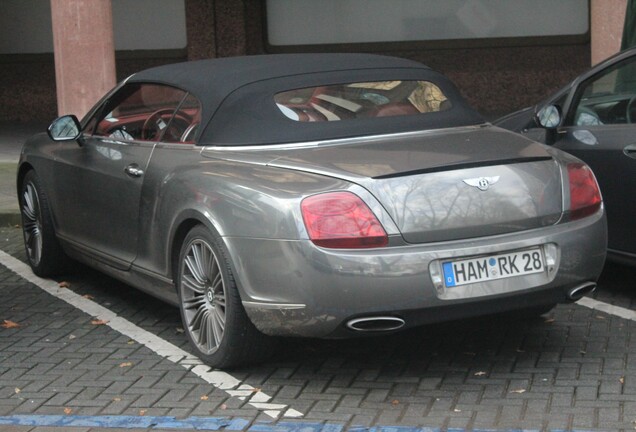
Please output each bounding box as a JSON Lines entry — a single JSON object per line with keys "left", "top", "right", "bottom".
{"left": 591, "top": 0, "right": 627, "bottom": 65}
{"left": 50, "top": 0, "right": 116, "bottom": 118}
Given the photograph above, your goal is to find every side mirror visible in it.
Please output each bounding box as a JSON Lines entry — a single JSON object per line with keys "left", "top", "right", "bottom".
{"left": 47, "top": 115, "right": 81, "bottom": 142}
{"left": 534, "top": 105, "right": 561, "bottom": 145}
{"left": 535, "top": 105, "right": 561, "bottom": 129}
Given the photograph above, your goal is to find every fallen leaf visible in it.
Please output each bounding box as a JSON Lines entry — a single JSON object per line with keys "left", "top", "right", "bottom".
{"left": 620, "top": 377, "right": 625, "bottom": 384}
{"left": 113, "top": 397, "right": 122, "bottom": 402}
{"left": 68, "top": 334, "right": 76, "bottom": 340}
{"left": 82, "top": 294, "right": 94, "bottom": 300}
{"left": 58, "top": 281, "right": 70, "bottom": 288}
{"left": 91, "top": 319, "right": 109, "bottom": 325}
{"left": 391, "top": 399, "right": 400, "bottom": 406}
{"left": 251, "top": 388, "right": 261, "bottom": 393}
{"left": 14, "top": 388, "right": 20, "bottom": 394}
{"left": 220, "top": 404, "right": 227, "bottom": 410}
{"left": 200, "top": 395, "right": 209, "bottom": 401}
{"left": 127, "top": 340, "right": 135, "bottom": 345}
{"left": 63, "top": 407, "right": 72, "bottom": 415}
{"left": 1, "top": 320, "right": 20, "bottom": 329}
{"left": 119, "top": 362, "right": 133, "bottom": 368}
{"left": 474, "top": 371, "right": 487, "bottom": 376}
{"left": 510, "top": 389, "right": 526, "bottom": 394}
{"left": 139, "top": 409, "right": 146, "bottom": 416}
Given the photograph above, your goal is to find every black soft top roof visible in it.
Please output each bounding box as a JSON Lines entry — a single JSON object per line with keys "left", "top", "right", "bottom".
{"left": 129, "top": 54, "right": 484, "bottom": 145}
{"left": 131, "top": 54, "right": 429, "bottom": 102}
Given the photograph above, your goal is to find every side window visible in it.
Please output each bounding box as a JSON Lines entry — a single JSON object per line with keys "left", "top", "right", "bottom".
{"left": 568, "top": 57, "right": 636, "bottom": 126}
{"left": 83, "top": 83, "right": 201, "bottom": 143}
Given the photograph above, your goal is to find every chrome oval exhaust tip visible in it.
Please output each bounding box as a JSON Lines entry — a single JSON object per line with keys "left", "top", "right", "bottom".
{"left": 568, "top": 282, "right": 597, "bottom": 301}
{"left": 347, "top": 316, "right": 405, "bottom": 332}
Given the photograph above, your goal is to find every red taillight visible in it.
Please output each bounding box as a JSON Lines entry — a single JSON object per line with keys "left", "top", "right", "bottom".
{"left": 567, "top": 162, "right": 602, "bottom": 220}
{"left": 301, "top": 192, "right": 388, "bottom": 248}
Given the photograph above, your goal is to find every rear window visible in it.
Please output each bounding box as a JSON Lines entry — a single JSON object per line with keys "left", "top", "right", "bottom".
{"left": 274, "top": 80, "right": 451, "bottom": 122}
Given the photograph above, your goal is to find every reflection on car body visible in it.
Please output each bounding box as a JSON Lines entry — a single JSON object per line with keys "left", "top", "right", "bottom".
{"left": 18, "top": 54, "right": 607, "bottom": 368}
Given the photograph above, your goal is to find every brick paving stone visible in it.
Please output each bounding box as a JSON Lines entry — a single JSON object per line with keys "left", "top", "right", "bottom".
{"left": 303, "top": 411, "right": 355, "bottom": 422}
{"left": 446, "top": 416, "right": 473, "bottom": 430}
{"left": 349, "top": 414, "right": 376, "bottom": 427}
{"left": 545, "top": 414, "right": 573, "bottom": 430}
{"left": 472, "top": 408, "right": 498, "bottom": 425}
{"left": 570, "top": 409, "right": 597, "bottom": 429}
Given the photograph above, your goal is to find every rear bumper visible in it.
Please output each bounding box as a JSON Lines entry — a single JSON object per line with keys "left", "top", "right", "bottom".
{"left": 226, "top": 210, "right": 606, "bottom": 337}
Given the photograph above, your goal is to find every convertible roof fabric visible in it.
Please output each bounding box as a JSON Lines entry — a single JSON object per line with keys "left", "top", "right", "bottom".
{"left": 131, "top": 54, "right": 428, "bottom": 98}
{"left": 129, "top": 54, "right": 484, "bottom": 145}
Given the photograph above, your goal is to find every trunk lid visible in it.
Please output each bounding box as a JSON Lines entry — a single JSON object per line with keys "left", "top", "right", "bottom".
{"left": 237, "top": 126, "right": 563, "bottom": 243}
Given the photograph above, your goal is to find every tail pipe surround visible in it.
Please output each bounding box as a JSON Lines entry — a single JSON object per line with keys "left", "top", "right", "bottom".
{"left": 347, "top": 316, "right": 405, "bottom": 332}
{"left": 567, "top": 281, "right": 597, "bottom": 301}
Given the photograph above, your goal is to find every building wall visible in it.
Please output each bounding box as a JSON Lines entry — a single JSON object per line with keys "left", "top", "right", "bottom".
{"left": 0, "top": 0, "right": 594, "bottom": 123}
{"left": 187, "top": 1, "right": 591, "bottom": 118}
{"left": 405, "top": 45, "right": 590, "bottom": 117}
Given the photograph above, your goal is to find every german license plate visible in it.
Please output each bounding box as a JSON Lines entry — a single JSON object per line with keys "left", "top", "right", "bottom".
{"left": 442, "top": 247, "right": 545, "bottom": 288}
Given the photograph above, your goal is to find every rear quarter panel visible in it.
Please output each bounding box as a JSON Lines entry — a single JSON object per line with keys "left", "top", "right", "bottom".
{"left": 132, "top": 145, "right": 354, "bottom": 282}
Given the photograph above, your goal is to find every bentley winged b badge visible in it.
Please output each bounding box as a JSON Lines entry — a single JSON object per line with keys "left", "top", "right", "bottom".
{"left": 462, "top": 176, "right": 500, "bottom": 191}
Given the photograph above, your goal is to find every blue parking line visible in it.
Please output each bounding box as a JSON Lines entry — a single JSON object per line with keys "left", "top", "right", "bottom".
{"left": 0, "top": 415, "right": 580, "bottom": 432}
{"left": 250, "top": 422, "right": 345, "bottom": 432}
{"left": 0, "top": 414, "right": 249, "bottom": 430}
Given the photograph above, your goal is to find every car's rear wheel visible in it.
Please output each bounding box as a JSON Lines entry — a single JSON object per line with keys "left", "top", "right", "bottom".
{"left": 20, "top": 170, "right": 68, "bottom": 276}
{"left": 176, "top": 225, "right": 275, "bottom": 368}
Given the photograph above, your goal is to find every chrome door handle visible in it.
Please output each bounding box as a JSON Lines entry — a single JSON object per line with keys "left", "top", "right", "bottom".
{"left": 125, "top": 164, "right": 144, "bottom": 177}
{"left": 624, "top": 144, "right": 636, "bottom": 159}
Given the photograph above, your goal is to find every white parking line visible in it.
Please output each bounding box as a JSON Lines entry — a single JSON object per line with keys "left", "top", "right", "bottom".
{"left": 576, "top": 296, "right": 636, "bottom": 321}
{"left": 0, "top": 250, "right": 303, "bottom": 419}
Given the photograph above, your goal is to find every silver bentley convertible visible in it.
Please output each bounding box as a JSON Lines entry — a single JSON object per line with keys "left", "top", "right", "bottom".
{"left": 18, "top": 54, "right": 607, "bottom": 368}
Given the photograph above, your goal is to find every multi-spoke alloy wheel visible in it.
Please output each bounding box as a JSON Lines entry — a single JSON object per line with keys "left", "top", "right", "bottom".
{"left": 180, "top": 238, "right": 227, "bottom": 354}
{"left": 20, "top": 170, "right": 67, "bottom": 276}
{"left": 22, "top": 182, "right": 43, "bottom": 266}
{"left": 177, "top": 225, "right": 275, "bottom": 368}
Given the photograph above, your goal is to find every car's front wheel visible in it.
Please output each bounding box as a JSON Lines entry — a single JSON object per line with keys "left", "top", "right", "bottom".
{"left": 20, "top": 170, "right": 68, "bottom": 276}
{"left": 176, "top": 225, "right": 275, "bottom": 368}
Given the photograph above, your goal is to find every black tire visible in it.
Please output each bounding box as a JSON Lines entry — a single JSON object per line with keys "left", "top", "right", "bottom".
{"left": 176, "top": 225, "right": 275, "bottom": 369}
{"left": 20, "top": 170, "right": 68, "bottom": 276}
